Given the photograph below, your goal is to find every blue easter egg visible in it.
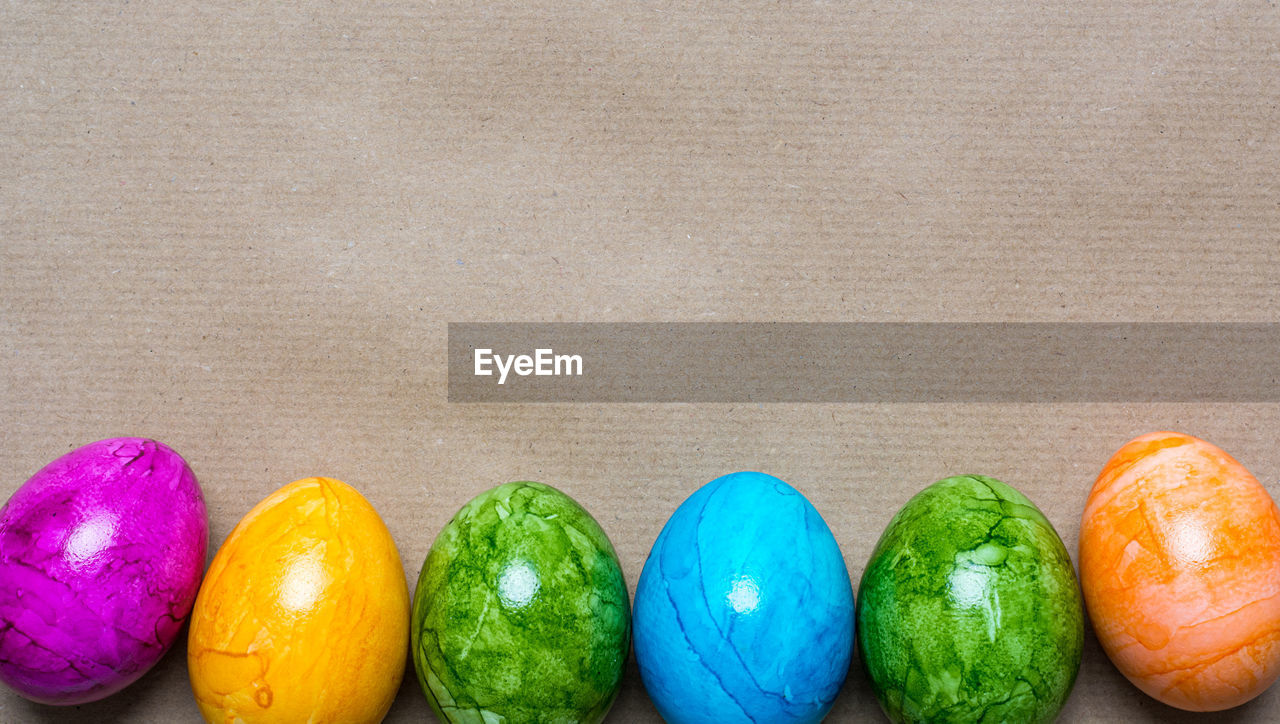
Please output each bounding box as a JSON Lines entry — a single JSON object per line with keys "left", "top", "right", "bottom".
{"left": 633, "top": 471, "right": 855, "bottom": 724}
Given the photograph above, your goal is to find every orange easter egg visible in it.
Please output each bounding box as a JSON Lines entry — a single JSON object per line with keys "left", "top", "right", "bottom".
{"left": 188, "top": 477, "right": 409, "bottom": 723}
{"left": 1080, "top": 432, "right": 1280, "bottom": 711}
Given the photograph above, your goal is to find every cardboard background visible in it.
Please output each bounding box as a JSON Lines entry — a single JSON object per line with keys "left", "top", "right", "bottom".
{"left": 2, "top": 2, "right": 1278, "bottom": 721}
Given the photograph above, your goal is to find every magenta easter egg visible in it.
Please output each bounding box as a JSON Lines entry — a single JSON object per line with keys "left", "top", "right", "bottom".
{"left": 0, "top": 438, "right": 208, "bottom": 704}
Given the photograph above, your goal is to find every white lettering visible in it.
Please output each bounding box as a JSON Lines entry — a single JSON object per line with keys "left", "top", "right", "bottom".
{"left": 556, "top": 352, "right": 582, "bottom": 376}
{"left": 476, "top": 348, "right": 584, "bottom": 385}
{"left": 513, "top": 355, "right": 533, "bottom": 376}
{"left": 474, "top": 349, "right": 493, "bottom": 376}
{"left": 494, "top": 352, "right": 515, "bottom": 385}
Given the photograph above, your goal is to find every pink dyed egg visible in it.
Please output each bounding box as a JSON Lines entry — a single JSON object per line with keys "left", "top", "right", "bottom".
{"left": 0, "top": 438, "right": 208, "bottom": 704}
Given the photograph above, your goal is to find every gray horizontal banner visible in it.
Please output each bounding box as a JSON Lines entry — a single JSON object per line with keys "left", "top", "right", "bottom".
{"left": 447, "top": 323, "right": 1280, "bottom": 402}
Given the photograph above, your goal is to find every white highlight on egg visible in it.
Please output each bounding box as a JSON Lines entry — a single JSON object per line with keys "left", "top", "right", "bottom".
{"left": 727, "top": 576, "right": 761, "bottom": 614}
{"left": 948, "top": 562, "right": 1002, "bottom": 641}
{"left": 64, "top": 514, "right": 115, "bottom": 562}
{"left": 1164, "top": 514, "right": 1216, "bottom": 567}
{"left": 498, "top": 560, "right": 540, "bottom": 608}
{"left": 279, "top": 552, "right": 328, "bottom": 613}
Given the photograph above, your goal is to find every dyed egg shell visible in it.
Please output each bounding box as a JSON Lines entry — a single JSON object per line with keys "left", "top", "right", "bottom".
{"left": 1080, "top": 432, "right": 1280, "bottom": 711}
{"left": 188, "top": 477, "right": 409, "bottom": 724}
{"left": 0, "top": 438, "right": 207, "bottom": 705}
{"left": 857, "top": 475, "right": 1083, "bottom": 724}
{"left": 412, "top": 481, "right": 629, "bottom": 724}
{"left": 633, "top": 471, "right": 855, "bottom": 724}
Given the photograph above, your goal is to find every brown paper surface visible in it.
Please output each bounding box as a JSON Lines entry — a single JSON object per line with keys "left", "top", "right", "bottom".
{"left": 2, "top": 2, "right": 1278, "bottom": 721}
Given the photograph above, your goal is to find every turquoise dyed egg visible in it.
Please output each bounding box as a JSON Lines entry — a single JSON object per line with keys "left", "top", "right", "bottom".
{"left": 633, "top": 471, "right": 855, "bottom": 724}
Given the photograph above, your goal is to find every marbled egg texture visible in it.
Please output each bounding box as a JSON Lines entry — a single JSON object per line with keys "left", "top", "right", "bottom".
{"left": 0, "top": 438, "right": 208, "bottom": 704}
{"left": 633, "top": 471, "right": 855, "bottom": 724}
{"left": 857, "top": 475, "right": 1083, "bottom": 724}
{"left": 1080, "top": 432, "right": 1280, "bottom": 711}
{"left": 188, "top": 477, "right": 409, "bottom": 724}
{"left": 413, "top": 481, "right": 630, "bottom": 724}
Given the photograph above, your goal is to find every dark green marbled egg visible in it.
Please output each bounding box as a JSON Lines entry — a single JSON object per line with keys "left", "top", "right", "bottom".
{"left": 857, "top": 475, "right": 1083, "bottom": 723}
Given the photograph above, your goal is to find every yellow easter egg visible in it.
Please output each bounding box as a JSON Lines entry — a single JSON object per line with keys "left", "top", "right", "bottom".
{"left": 188, "top": 477, "right": 409, "bottom": 723}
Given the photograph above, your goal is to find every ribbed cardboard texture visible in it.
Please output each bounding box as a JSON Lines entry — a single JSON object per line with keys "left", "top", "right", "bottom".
{"left": 2, "top": 2, "right": 1278, "bottom": 721}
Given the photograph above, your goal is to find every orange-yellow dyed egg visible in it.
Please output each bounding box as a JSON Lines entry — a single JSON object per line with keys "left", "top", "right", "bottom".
{"left": 1080, "top": 432, "right": 1280, "bottom": 711}
{"left": 188, "top": 477, "right": 409, "bottom": 723}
